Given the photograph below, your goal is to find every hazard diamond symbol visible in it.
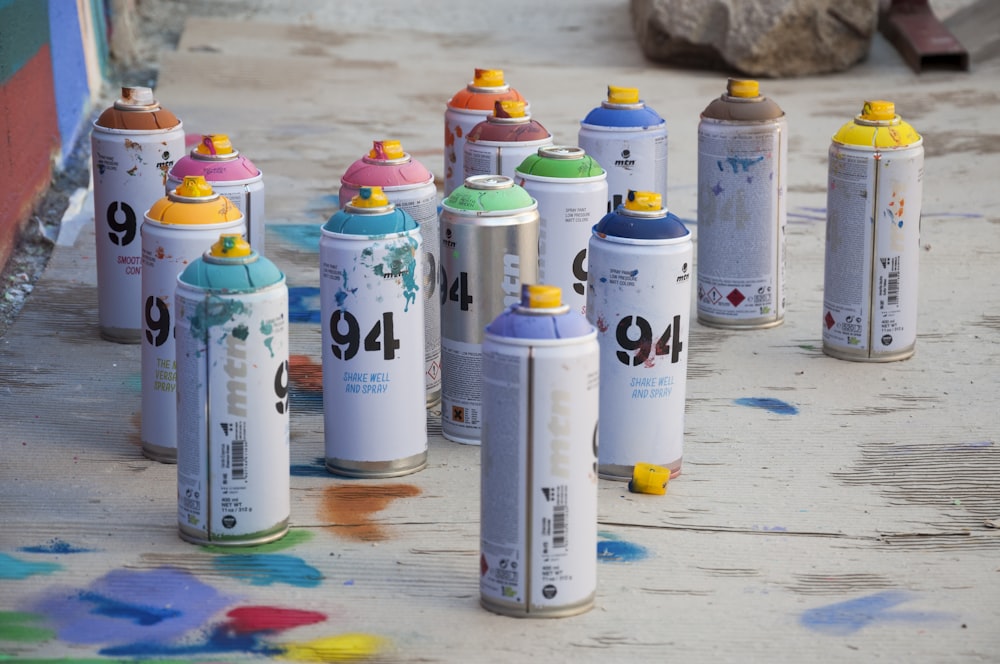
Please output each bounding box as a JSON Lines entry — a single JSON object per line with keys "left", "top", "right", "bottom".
{"left": 707, "top": 287, "right": 723, "bottom": 304}
{"left": 825, "top": 311, "right": 836, "bottom": 329}
{"left": 726, "top": 288, "right": 746, "bottom": 308}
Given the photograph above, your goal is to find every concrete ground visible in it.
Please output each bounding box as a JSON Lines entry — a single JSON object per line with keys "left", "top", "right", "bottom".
{"left": 1, "top": 1, "right": 998, "bottom": 661}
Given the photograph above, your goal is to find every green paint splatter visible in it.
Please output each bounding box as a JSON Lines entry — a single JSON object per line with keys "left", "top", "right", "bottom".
{"left": 370, "top": 238, "right": 420, "bottom": 311}
{"left": 260, "top": 320, "right": 274, "bottom": 335}
{"left": 232, "top": 324, "right": 250, "bottom": 341}
{"left": 264, "top": 336, "right": 275, "bottom": 358}
{"left": 189, "top": 295, "right": 245, "bottom": 340}
{"left": 0, "top": 554, "right": 60, "bottom": 580}
{"left": 0, "top": 611, "right": 55, "bottom": 643}
{"left": 200, "top": 528, "right": 314, "bottom": 554}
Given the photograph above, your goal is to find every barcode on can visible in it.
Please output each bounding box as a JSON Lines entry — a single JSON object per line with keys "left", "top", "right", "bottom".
{"left": 231, "top": 439, "right": 247, "bottom": 480}
{"left": 552, "top": 503, "right": 567, "bottom": 549}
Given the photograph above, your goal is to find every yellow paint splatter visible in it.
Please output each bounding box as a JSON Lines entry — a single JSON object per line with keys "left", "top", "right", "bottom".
{"left": 279, "top": 633, "right": 388, "bottom": 662}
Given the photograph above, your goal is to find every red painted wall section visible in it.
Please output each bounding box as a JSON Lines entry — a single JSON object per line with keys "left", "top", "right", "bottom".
{"left": 0, "top": 44, "right": 61, "bottom": 271}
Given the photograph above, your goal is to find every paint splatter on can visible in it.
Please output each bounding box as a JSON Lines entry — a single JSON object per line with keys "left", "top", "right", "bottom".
{"left": 445, "top": 68, "right": 527, "bottom": 198}
{"left": 176, "top": 234, "right": 289, "bottom": 546}
{"left": 823, "top": 100, "right": 923, "bottom": 362}
{"left": 440, "top": 175, "right": 539, "bottom": 445}
{"left": 321, "top": 187, "right": 426, "bottom": 477}
{"left": 91, "top": 86, "right": 185, "bottom": 343}
{"left": 578, "top": 86, "right": 667, "bottom": 213}
{"left": 167, "top": 134, "right": 266, "bottom": 254}
{"left": 480, "top": 284, "right": 599, "bottom": 618}
{"left": 340, "top": 140, "right": 441, "bottom": 408}
{"left": 515, "top": 146, "right": 607, "bottom": 317}
{"left": 464, "top": 101, "right": 553, "bottom": 183}
{"left": 142, "top": 175, "right": 245, "bottom": 463}
{"left": 586, "top": 191, "right": 692, "bottom": 480}
{"left": 697, "top": 79, "right": 787, "bottom": 329}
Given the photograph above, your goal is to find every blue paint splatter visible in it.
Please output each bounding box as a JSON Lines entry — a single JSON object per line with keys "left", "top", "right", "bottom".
{"left": 270, "top": 223, "right": 323, "bottom": 252}
{"left": 596, "top": 535, "right": 649, "bottom": 563}
{"left": 212, "top": 554, "right": 323, "bottom": 588}
{"left": 800, "top": 591, "right": 954, "bottom": 636}
{"left": 288, "top": 286, "right": 321, "bottom": 324}
{"left": 0, "top": 553, "right": 61, "bottom": 579}
{"left": 291, "top": 388, "right": 323, "bottom": 414}
{"left": 19, "top": 538, "right": 94, "bottom": 554}
{"left": 725, "top": 155, "right": 765, "bottom": 173}
{"left": 290, "top": 457, "right": 329, "bottom": 477}
{"left": 735, "top": 397, "right": 799, "bottom": 415}
{"left": 79, "top": 591, "right": 183, "bottom": 626}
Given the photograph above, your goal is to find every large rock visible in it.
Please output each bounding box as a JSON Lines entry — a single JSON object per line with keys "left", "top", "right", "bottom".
{"left": 631, "top": 0, "right": 879, "bottom": 77}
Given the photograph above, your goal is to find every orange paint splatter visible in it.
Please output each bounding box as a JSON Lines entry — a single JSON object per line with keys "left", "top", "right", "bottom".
{"left": 321, "top": 484, "right": 420, "bottom": 541}
{"left": 290, "top": 354, "right": 323, "bottom": 391}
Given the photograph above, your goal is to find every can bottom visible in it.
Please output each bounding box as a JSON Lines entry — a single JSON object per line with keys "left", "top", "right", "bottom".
{"left": 822, "top": 344, "right": 915, "bottom": 363}
{"left": 442, "top": 430, "right": 480, "bottom": 446}
{"left": 142, "top": 441, "right": 177, "bottom": 464}
{"left": 100, "top": 326, "right": 141, "bottom": 344}
{"left": 178, "top": 520, "right": 289, "bottom": 547}
{"left": 697, "top": 314, "right": 784, "bottom": 330}
{"left": 426, "top": 389, "right": 441, "bottom": 409}
{"left": 599, "top": 458, "right": 682, "bottom": 481}
{"left": 326, "top": 450, "right": 427, "bottom": 478}
{"left": 480, "top": 593, "right": 594, "bottom": 619}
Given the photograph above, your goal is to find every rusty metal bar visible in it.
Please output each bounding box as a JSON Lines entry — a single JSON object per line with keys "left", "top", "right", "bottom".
{"left": 879, "top": 0, "right": 969, "bottom": 72}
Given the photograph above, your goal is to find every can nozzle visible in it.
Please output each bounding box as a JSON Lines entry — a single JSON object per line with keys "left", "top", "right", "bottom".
{"left": 119, "top": 86, "right": 155, "bottom": 106}
{"left": 195, "top": 134, "right": 235, "bottom": 156}
{"left": 494, "top": 100, "right": 526, "bottom": 118}
{"left": 727, "top": 78, "right": 760, "bottom": 98}
{"left": 351, "top": 186, "right": 390, "bottom": 208}
{"left": 521, "top": 284, "right": 562, "bottom": 309}
{"left": 210, "top": 233, "right": 252, "bottom": 258}
{"left": 607, "top": 85, "right": 640, "bottom": 105}
{"left": 473, "top": 68, "right": 505, "bottom": 88}
{"left": 861, "top": 100, "right": 896, "bottom": 122}
{"left": 175, "top": 175, "right": 215, "bottom": 198}
{"left": 628, "top": 462, "right": 670, "bottom": 495}
{"left": 369, "top": 140, "right": 405, "bottom": 160}
{"left": 625, "top": 190, "right": 662, "bottom": 212}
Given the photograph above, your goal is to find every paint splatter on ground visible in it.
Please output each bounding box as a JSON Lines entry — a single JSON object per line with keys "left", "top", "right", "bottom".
{"left": 734, "top": 396, "right": 799, "bottom": 415}
{"left": 289, "top": 353, "right": 324, "bottom": 413}
{"left": 201, "top": 528, "right": 314, "bottom": 554}
{"left": 597, "top": 532, "right": 650, "bottom": 563}
{"left": 321, "top": 484, "right": 421, "bottom": 541}
{"left": 19, "top": 538, "right": 94, "bottom": 554}
{"left": 0, "top": 611, "right": 55, "bottom": 642}
{"left": 291, "top": 457, "right": 330, "bottom": 477}
{"left": 289, "top": 286, "right": 322, "bottom": 323}
{"left": 800, "top": 590, "right": 954, "bottom": 635}
{"left": 0, "top": 553, "right": 61, "bottom": 579}
{"left": 211, "top": 554, "right": 323, "bottom": 588}
{"left": 278, "top": 632, "right": 389, "bottom": 662}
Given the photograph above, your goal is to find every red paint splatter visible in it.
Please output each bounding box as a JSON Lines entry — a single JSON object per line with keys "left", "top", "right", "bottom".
{"left": 225, "top": 606, "right": 326, "bottom": 634}
{"left": 290, "top": 354, "right": 323, "bottom": 392}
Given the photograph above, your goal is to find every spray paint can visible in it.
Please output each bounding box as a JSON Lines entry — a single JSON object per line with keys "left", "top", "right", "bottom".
{"left": 176, "top": 234, "right": 290, "bottom": 546}
{"left": 141, "top": 176, "right": 246, "bottom": 463}
{"left": 515, "top": 146, "right": 607, "bottom": 317}
{"left": 464, "top": 101, "right": 553, "bottom": 183}
{"left": 445, "top": 68, "right": 527, "bottom": 197}
{"left": 578, "top": 86, "right": 667, "bottom": 214}
{"left": 340, "top": 140, "right": 441, "bottom": 407}
{"left": 167, "top": 134, "right": 266, "bottom": 254}
{"left": 823, "top": 100, "right": 923, "bottom": 362}
{"left": 480, "top": 284, "right": 599, "bottom": 618}
{"left": 440, "top": 175, "right": 539, "bottom": 445}
{"left": 697, "top": 79, "right": 787, "bottom": 329}
{"left": 321, "top": 187, "right": 426, "bottom": 477}
{"left": 92, "top": 86, "right": 185, "bottom": 342}
{"left": 586, "top": 191, "right": 692, "bottom": 480}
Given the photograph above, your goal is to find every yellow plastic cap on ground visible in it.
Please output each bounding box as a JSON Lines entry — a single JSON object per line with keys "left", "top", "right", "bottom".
{"left": 176, "top": 175, "right": 215, "bottom": 198}
{"left": 473, "top": 69, "right": 505, "bottom": 87}
{"left": 210, "top": 233, "right": 252, "bottom": 258}
{"left": 861, "top": 100, "right": 896, "bottom": 122}
{"left": 607, "top": 85, "right": 640, "bottom": 104}
{"left": 352, "top": 186, "right": 389, "bottom": 208}
{"left": 521, "top": 284, "right": 562, "bottom": 309}
{"left": 625, "top": 190, "right": 662, "bottom": 212}
{"left": 628, "top": 462, "right": 670, "bottom": 495}
{"left": 727, "top": 79, "right": 760, "bottom": 98}
{"left": 195, "top": 134, "right": 235, "bottom": 156}
{"left": 370, "top": 140, "right": 405, "bottom": 160}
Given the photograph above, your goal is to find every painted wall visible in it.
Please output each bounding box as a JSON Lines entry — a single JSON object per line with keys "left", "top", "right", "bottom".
{"left": 0, "top": 0, "right": 108, "bottom": 271}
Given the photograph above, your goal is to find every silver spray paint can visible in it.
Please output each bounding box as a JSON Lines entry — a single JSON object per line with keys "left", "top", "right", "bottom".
{"left": 515, "top": 146, "right": 607, "bottom": 317}
{"left": 175, "top": 234, "right": 290, "bottom": 546}
{"left": 439, "top": 175, "right": 539, "bottom": 445}
{"left": 92, "top": 86, "right": 185, "bottom": 342}
{"left": 340, "top": 140, "right": 441, "bottom": 408}
{"left": 697, "top": 79, "right": 787, "bottom": 329}
{"left": 141, "top": 175, "right": 245, "bottom": 463}
{"left": 578, "top": 85, "right": 667, "bottom": 213}
{"left": 586, "top": 191, "right": 692, "bottom": 480}
{"left": 823, "top": 100, "right": 923, "bottom": 362}
{"left": 480, "top": 284, "right": 599, "bottom": 618}
{"left": 321, "top": 186, "right": 427, "bottom": 477}
{"left": 463, "top": 100, "right": 553, "bottom": 183}
{"left": 167, "top": 134, "right": 266, "bottom": 254}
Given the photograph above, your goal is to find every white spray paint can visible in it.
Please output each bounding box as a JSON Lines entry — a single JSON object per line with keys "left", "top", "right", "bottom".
{"left": 823, "top": 100, "right": 923, "bottom": 362}
{"left": 340, "top": 140, "right": 441, "bottom": 408}
{"left": 586, "top": 191, "right": 692, "bottom": 480}
{"left": 175, "top": 234, "right": 290, "bottom": 546}
{"left": 480, "top": 284, "right": 599, "bottom": 618}
{"left": 141, "top": 176, "right": 245, "bottom": 463}
{"left": 697, "top": 79, "right": 787, "bottom": 329}
{"left": 92, "top": 86, "right": 185, "bottom": 342}
{"left": 321, "top": 187, "right": 427, "bottom": 477}
{"left": 515, "top": 146, "right": 607, "bottom": 317}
